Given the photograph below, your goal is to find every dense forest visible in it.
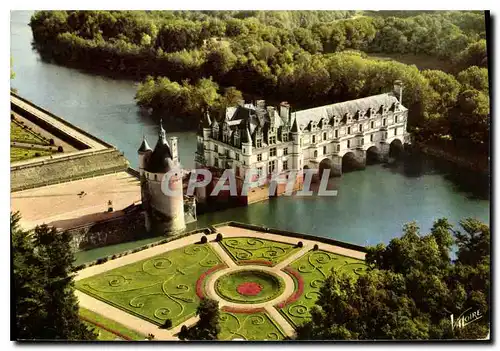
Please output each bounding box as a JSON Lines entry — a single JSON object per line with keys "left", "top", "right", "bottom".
{"left": 29, "top": 10, "right": 489, "bottom": 152}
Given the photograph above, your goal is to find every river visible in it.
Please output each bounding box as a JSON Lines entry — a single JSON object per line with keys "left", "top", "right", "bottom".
{"left": 10, "top": 11, "right": 490, "bottom": 264}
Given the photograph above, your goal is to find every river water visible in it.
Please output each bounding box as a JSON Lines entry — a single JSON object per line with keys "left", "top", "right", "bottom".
{"left": 11, "top": 11, "right": 490, "bottom": 264}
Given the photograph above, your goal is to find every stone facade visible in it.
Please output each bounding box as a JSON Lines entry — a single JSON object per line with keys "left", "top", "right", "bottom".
{"left": 195, "top": 81, "right": 408, "bottom": 203}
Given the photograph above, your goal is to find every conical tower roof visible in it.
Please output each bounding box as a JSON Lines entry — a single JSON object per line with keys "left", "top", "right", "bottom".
{"left": 291, "top": 114, "right": 300, "bottom": 133}
{"left": 145, "top": 119, "right": 175, "bottom": 173}
{"left": 137, "top": 135, "right": 152, "bottom": 153}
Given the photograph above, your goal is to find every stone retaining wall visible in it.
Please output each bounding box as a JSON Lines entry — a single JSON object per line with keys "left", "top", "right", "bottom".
{"left": 67, "top": 207, "right": 146, "bottom": 252}
{"left": 11, "top": 149, "right": 129, "bottom": 191}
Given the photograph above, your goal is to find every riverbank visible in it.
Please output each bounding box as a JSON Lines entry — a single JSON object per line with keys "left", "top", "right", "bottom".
{"left": 413, "top": 141, "right": 489, "bottom": 175}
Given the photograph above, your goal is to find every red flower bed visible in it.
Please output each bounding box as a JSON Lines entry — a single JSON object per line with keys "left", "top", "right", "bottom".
{"left": 276, "top": 267, "right": 304, "bottom": 308}
{"left": 236, "top": 282, "right": 262, "bottom": 296}
{"left": 221, "top": 306, "right": 266, "bottom": 314}
{"left": 195, "top": 263, "right": 227, "bottom": 299}
{"left": 239, "top": 259, "right": 273, "bottom": 266}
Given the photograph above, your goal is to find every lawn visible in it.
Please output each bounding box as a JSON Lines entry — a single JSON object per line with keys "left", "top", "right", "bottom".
{"left": 79, "top": 307, "right": 146, "bottom": 341}
{"left": 10, "top": 147, "right": 52, "bottom": 162}
{"left": 219, "top": 237, "right": 301, "bottom": 266}
{"left": 215, "top": 270, "right": 285, "bottom": 304}
{"left": 277, "top": 250, "right": 369, "bottom": 328}
{"left": 76, "top": 243, "right": 223, "bottom": 328}
{"left": 219, "top": 310, "right": 286, "bottom": 341}
{"left": 10, "top": 121, "right": 49, "bottom": 145}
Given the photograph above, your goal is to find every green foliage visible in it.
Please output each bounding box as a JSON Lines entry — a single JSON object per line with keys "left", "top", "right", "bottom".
{"left": 178, "top": 298, "right": 221, "bottom": 340}
{"left": 296, "top": 218, "right": 490, "bottom": 340}
{"left": 29, "top": 10, "right": 489, "bottom": 149}
{"left": 457, "top": 66, "right": 489, "bottom": 93}
{"left": 12, "top": 212, "right": 96, "bottom": 340}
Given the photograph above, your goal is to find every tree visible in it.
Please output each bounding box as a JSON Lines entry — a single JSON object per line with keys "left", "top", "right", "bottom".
{"left": 12, "top": 213, "right": 96, "bottom": 340}
{"left": 457, "top": 66, "right": 489, "bottom": 93}
{"left": 178, "top": 298, "right": 220, "bottom": 340}
{"left": 295, "top": 218, "right": 490, "bottom": 340}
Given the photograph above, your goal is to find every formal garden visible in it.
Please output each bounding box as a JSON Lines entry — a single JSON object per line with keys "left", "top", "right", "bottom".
{"left": 75, "top": 233, "right": 369, "bottom": 340}
{"left": 10, "top": 114, "right": 63, "bottom": 162}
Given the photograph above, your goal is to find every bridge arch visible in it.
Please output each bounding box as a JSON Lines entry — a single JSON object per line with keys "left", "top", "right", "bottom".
{"left": 366, "top": 145, "right": 380, "bottom": 165}
{"left": 389, "top": 138, "right": 404, "bottom": 158}
{"left": 341, "top": 152, "right": 358, "bottom": 173}
{"left": 319, "top": 158, "right": 334, "bottom": 179}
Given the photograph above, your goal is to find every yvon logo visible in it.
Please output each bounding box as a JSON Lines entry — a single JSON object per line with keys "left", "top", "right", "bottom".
{"left": 451, "top": 307, "right": 483, "bottom": 330}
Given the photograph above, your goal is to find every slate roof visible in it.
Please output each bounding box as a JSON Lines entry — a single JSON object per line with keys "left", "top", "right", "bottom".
{"left": 143, "top": 121, "right": 176, "bottom": 174}
{"left": 137, "top": 136, "right": 152, "bottom": 153}
{"left": 294, "top": 93, "right": 407, "bottom": 131}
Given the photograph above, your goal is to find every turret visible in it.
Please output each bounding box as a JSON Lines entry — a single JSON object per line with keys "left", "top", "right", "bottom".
{"left": 141, "top": 119, "right": 186, "bottom": 235}
{"left": 241, "top": 123, "right": 253, "bottom": 156}
{"left": 137, "top": 135, "right": 152, "bottom": 175}
{"left": 290, "top": 114, "right": 303, "bottom": 170}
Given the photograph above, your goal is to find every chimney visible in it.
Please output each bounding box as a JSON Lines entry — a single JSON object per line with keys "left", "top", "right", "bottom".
{"left": 393, "top": 80, "right": 403, "bottom": 103}
{"left": 279, "top": 102, "right": 290, "bottom": 124}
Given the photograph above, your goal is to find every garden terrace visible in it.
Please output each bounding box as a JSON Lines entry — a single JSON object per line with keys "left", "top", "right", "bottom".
{"left": 74, "top": 223, "right": 368, "bottom": 340}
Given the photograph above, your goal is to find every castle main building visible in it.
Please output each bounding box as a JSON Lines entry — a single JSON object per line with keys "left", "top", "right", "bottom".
{"left": 195, "top": 81, "right": 408, "bottom": 204}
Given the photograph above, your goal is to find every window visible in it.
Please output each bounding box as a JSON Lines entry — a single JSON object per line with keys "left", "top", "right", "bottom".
{"left": 226, "top": 149, "right": 230, "bottom": 157}
{"left": 256, "top": 139, "right": 262, "bottom": 148}
{"left": 312, "top": 135, "right": 316, "bottom": 143}
{"left": 370, "top": 134, "right": 374, "bottom": 142}
{"left": 371, "top": 121, "right": 374, "bottom": 129}
{"left": 270, "top": 147, "right": 276, "bottom": 157}
{"left": 335, "top": 130, "right": 338, "bottom": 138}
{"left": 234, "top": 134, "right": 240, "bottom": 147}
{"left": 283, "top": 133, "right": 288, "bottom": 142}
{"left": 361, "top": 138, "right": 364, "bottom": 145}
{"left": 323, "top": 146, "right": 327, "bottom": 155}
{"left": 257, "top": 167, "right": 263, "bottom": 177}
{"left": 348, "top": 127, "right": 351, "bottom": 134}
{"left": 257, "top": 153, "right": 262, "bottom": 162}
{"left": 395, "top": 115, "right": 398, "bottom": 123}
{"left": 268, "top": 160, "right": 276, "bottom": 174}
{"left": 283, "top": 147, "right": 288, "bottom": 156}
{"left": 314, "top": 150, "right": 318, "bottom": 158}
{"left": 394, "top": 128, "right": 397, "bottom": 136}
{"left": 359, "top": 124, "right": 363, "bottom": 132}
{"left": 337, "top": 144, "right": 340, "bottom": 152}
{"left": 323, "top": 132, "right": 327, "bottom": 140}
{"left": 154, "top": 174, "right": 158, "bottom": 181}
{"left": 269, "top": 136, "right": 276, "bottom": 145}
{"left": 383, "top": 118, "right": 386, "bottom": 126}
{"left": 283, "top": 160, "right": 288, "bottom": 170}
{"left": 347, "top": 140, "right": 351, "bottom": 148}
{"left": 235, "top": 153, "right": 240, "bottom": 161}
{"left": 214, "top": 157, "right": 219, "bottom": 168}
{"left": 214, "top": 144, "right": 218, "bottom": 153}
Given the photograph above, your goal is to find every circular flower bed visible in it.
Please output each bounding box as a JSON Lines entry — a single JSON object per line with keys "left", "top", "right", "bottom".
{"left": 237, "top": 282, "right": 263, "bottom": 296}
{"left": 215, "top": 270, "right": 285, "bottom": 304}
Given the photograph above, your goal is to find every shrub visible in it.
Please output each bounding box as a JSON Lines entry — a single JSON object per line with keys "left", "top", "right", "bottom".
{"left": 34, "top": 152, "right": 41, "bottom": 157}
{"left": 313, "top": 244, "right": 319, "bottom": 251}
{"left": 57, "top": 146, "right": 64, "bottom": 152}
{"left": 297, "top": 241, "right": 303, "bottom": 248}
{"left": 200, "top": 235, "right": 208, "bottom": 244}
{"left": 111, "top": 254, "right": 117, "bottom": 260}
{"left": 203, "top": 228, "right": 211, "bottom": 235}
{"left": 49, "top": 138, "right": 55, "bottom": 145}
{"left": 162, "top": 319, "right": 173, "bottom": 329}
{"left": 96, "top": 257, "right": 108, "bottom": 265}
{"left": 216, "top": 233, "right": 223, "bottom": 242}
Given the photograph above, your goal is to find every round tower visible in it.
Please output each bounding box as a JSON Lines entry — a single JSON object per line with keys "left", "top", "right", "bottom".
{"left": 140, "top": 120, "right": 186, "bottom": 235}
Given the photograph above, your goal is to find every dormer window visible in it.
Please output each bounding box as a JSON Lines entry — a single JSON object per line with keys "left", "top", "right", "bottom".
{"left": 234, "top": 132, "right": 240, "bottom": 147}
{"left": 282, "top": 133, "right": 288, "bottom": 142}
{"left": 213, "top": 129, "right": 219, "bottom": 140}
{"left": 256, "top": 139, "right": 262, "bottom": 148}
